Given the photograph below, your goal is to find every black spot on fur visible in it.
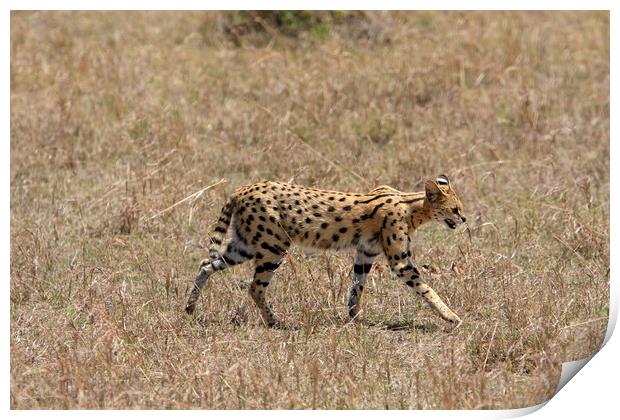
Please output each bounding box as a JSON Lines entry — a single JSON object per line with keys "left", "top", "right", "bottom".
{"left": 367, "top": 202, "right": 385, "bottom": 218}
{"left": 399, "top": 264, "right": 413, "bottom": 275}
{"left": 260, "top": 242, "right": 285, "bottom": 255}
{"left": 354, "top": 263, "right": 372, "bottom": 274}
{"left": 256, "top": 261, "right": 281, "bottom": 273}
{"left": 358, "top": 194, "right": 392, "bottom": 204}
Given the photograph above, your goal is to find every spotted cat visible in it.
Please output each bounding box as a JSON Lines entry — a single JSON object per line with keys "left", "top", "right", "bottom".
{"left": 186, "top": 175, "right": 467, "bottom": 327}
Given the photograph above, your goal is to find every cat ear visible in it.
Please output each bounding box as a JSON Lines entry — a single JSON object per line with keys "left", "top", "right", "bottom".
{"left": 435, "top": 174, "right": 450, "bottom": 186}
{"left": 425, "top": 179, "right": 445, "bottom": 203}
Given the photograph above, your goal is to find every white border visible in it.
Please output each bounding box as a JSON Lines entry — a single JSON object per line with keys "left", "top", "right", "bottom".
{"left": 5, "top": 2, "right": 616, "bottom": 418}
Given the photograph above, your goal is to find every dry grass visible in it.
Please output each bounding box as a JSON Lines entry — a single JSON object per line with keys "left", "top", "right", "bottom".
{"left": 10, "top": 11, "right": 609, "bottom": 409}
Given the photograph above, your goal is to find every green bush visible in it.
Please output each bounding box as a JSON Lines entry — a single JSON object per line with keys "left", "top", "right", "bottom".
{"left": 220, "top": 11, "right": 366, "bottom": 44}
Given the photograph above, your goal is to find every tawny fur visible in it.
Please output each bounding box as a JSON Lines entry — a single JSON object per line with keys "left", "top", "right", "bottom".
{"left": 186, "top": 175, "right": 467, "bottom": 327}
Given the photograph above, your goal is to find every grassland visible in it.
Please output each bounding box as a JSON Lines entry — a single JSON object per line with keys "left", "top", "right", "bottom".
{"left": 10, "top": 11, "right": 609, "bottom": 409}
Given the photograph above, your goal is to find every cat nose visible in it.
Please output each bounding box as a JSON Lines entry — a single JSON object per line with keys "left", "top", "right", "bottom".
{"left": 461, "top": 216, "right": 467, "bottom": 223}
